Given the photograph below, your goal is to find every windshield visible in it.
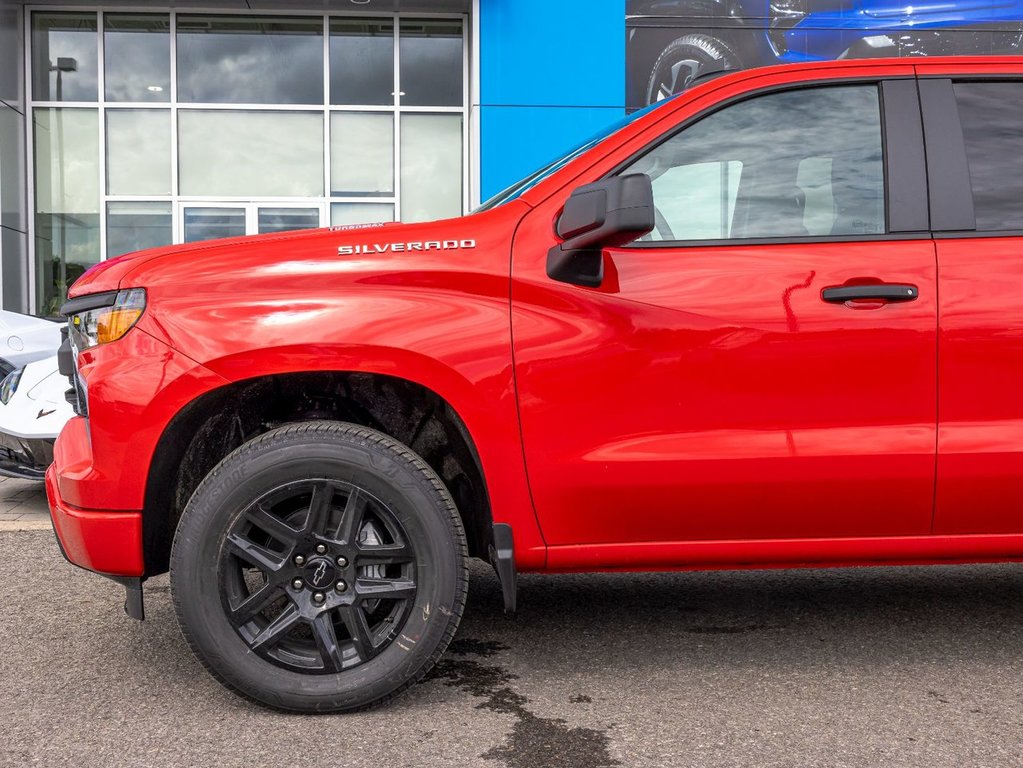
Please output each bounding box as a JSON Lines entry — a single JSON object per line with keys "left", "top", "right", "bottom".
{"left": 474, "top": 99, "right": 668, "bottom": 212}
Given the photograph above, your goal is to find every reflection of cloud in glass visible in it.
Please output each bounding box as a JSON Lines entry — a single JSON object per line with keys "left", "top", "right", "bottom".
{"left": 176, "top": 18, "right": 323, "bottom": 104}
{"left": 630, "top": 85, "right": 884, "bottom": 240}
{"left": 104, "top": 19, "right": 171, "bottom": 102}
{"left": 34, "top": 19, "right": 99, "bottom": 101}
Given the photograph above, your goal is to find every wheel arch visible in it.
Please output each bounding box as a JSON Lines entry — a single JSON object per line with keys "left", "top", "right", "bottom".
{"left": 141, "top": 368, "right": 499, "bottom": 576}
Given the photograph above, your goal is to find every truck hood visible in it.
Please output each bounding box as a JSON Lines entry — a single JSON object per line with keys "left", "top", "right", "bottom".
{"left": 68, "top": 202, "right": 530, "bottom": 303}
{"left": 67, "top": 220, "right": 409, "bottom": 299}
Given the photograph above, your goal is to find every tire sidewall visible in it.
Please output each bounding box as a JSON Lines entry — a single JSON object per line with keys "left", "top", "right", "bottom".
{"left": 646, "top": 34, "right": 741, "bottom": 104}
{"left": 171, "top": 424, "right": 464, "bottom": 712}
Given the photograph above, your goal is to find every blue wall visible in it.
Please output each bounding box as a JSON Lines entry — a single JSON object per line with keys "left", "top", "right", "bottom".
{"left": 478, "top": 0, "right": 626, "bottom": 201}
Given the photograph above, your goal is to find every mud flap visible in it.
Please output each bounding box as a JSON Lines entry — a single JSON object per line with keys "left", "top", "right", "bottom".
{"left": 110, "top": 576, "right": 146, "bottom": 620}
{"left": 488, "top": 523, "right": 517, "bottom": 613}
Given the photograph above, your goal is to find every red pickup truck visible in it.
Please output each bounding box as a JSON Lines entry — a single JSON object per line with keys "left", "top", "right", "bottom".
{"left": 48, "top": 56, "right": 1023, "bottom": 712}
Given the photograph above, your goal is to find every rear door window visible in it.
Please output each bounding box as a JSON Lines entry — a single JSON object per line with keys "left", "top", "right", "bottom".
{"left": 953, "top": 82, "right": 1023, "bottom": 232}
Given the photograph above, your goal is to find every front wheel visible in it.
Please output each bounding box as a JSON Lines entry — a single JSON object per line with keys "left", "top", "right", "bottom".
{"left": 170, "top": 421, "right": 468, "bottom": 712}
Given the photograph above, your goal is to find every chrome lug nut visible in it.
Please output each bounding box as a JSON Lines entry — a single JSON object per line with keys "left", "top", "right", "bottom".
{"left": 336, "top": 555, "right": 348, "bottom": 567}
{"left": 335, "top": 580, "right": 348, "bottom": 593}
{"left": 313, "top": 592, "right": 326, "bottom": 604}
{"left": 292, "top": 578, "right": 304, "bottom": 589}
{"left": 315, "top": 544, "right": 327, "bottom": 555}
{"left": 293, "top": 554, "right": 306, "bottom": 566}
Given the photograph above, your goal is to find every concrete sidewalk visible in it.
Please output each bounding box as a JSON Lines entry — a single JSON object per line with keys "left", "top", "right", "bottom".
{"left": 0, "top": 476, "right": 50, "bottom": 531}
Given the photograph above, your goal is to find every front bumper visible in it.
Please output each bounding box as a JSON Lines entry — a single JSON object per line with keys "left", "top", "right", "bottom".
{"left": 45, "top": 464, "right": 144, "bottom": 577}
{"left": 0, "top": 431, "right": 53, "bottom": 479}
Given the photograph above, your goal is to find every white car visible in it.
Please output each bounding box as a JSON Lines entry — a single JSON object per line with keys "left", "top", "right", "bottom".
{"left": 0, "top": 360, "right": 73, "bottom": 481}
{"left": 0, "top": 310, "right": 62, "bottom": 373}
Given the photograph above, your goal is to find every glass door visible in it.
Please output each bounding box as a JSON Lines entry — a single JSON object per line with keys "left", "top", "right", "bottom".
{"left": 180, "top": 203, "right": 325, "bottom": 244}
{"left": 182, "top": 205, "right": 247, "bottom": 243}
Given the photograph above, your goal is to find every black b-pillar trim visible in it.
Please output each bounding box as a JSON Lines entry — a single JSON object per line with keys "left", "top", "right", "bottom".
{"left": 881, "top": 79, "right": 930, "bottom": 233}
{"left": 917, "top": 78, "right": 977, "bottom": 232}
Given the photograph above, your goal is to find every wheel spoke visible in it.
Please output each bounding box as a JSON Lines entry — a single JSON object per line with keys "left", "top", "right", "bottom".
{"left": 245, "top": 503, "right": 300, "bottom": 546}
{"left": 311, "top": 612, "right": 346, "bottom": 672}
{"left": 339, "top": 604, "right": 375, "bottom": 661}
{"left": 356, "top": 577, "right": 416, "bottom": 600}
{"left": 335, "top": 486, "right": 365, "bottom": 544}
{"left": 304, "top": 482, "right": 335, "bottom": 535}
{"left": 229, "top": 579, "right": 283, "bottom": 624}
{"left": 356, "top": 542, "right": 414, "bottom": 566}
{"left": 249, "top": 603, "right": 301, "bottom": 650}
{"left": 225, "top": 532, "right": 287, "bottom": 574}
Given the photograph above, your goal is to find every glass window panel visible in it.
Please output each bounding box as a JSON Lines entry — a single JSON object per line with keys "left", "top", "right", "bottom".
{"left": 106, "top": 110, "right": 171, "bottom": 196}
{"left": 399, "top": 20, "right": 462, "bottom": 106}
{"left": 330, "top": 112, "right": 393, "bottom": 196}
{"left": 330, "top": 20, "right": 394, "bottom": 106}
{"left": 33, "top": 107, "right": 100, "bottom": 315}
{"left": 258, "top": 207, "right": 321, "bottom": 234}
{"left": 953, "top": 82, "right": 1023, "bottom": 231}
{"left": 35, "top": 213, "right": 100, "bottom": 316}
{"left": 183, "top": 207, "right": 246, "bottom": 243}
{"left": 624, "top": 85, "right": 885, "bottom": 241}
{"left": 401, "top": 114, "right": 462, "bottom": 223}
{"left": 178, "top": 111, "right": 323, "bottom": 197}
{"left": 176, "top": 16, "right": 323, "bottom": 104}
{"left": 34, "top": 108, "right": 99, "bottom": 215}
{"left": 104, "top": 14, "right": 170, "bottom": 102}
{"left": 331, "top": 203, "right": 395, "bottom": 227}
{"left": 107, "top": 202, "right": 172, "bottom": 258}
{"left": 32, "top": 12, "right": 98, "bottom": 102}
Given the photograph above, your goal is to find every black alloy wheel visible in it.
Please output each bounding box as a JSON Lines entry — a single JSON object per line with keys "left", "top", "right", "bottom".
{"left": 171, "top": 421, "right": 468, "bottom": 712}
{"left": 219, "top": 478, "right": 417, "bottom": 674}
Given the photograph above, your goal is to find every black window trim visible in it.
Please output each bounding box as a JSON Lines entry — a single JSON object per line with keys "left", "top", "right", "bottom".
{"left": 918, "top": 77, "right": 976, "bottom": 233}
{"left": 918, "top": 74, "right": 1023, "bottom": 239}
{"left": 603, "top": 75, "right": 931, "bottom": 250}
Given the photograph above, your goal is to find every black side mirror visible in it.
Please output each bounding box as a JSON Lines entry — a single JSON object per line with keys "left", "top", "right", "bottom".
{"left": 547, "top": 173, "right": 654, "bottom": 287}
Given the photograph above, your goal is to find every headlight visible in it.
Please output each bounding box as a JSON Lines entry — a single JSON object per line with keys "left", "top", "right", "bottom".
{"left": 0, "top": 368, "right": 22, "bottom": 405}
{"left": 67, "top": 288, "right": 147, "bottom": 352}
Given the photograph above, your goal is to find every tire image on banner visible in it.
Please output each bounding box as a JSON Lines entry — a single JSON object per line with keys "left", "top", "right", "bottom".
{"left": 626, "top": 0, "right": 1023, "bottom": 109}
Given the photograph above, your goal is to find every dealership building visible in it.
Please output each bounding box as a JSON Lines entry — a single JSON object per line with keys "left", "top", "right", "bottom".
{"left": 1, "top": 0, "right": 1019, "bottom": 316}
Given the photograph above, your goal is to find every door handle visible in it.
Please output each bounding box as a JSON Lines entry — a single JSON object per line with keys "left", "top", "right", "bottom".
{"left": 821, "top": 284, "right": 918, "bottom": 303}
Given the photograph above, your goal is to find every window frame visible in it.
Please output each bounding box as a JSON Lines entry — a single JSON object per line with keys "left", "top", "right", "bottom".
{"left": 604, "top": 77, "right": 931, "bottom": 250}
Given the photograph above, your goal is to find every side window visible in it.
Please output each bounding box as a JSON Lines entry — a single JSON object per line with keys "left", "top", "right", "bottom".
{"left": 953, "top": 82, "right": 1023, "bottom": 232}
{"left": 624, "top": 85, "right": 886, "bottom": 242}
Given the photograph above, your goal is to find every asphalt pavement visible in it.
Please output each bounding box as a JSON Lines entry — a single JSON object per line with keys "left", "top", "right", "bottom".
{"left": 3, "top": 528, "right": 1023, "bottom": 768}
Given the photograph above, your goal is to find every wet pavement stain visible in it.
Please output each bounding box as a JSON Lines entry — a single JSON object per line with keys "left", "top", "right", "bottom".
{"left": 429, "top": 639, "right": 619, "bottom": 768}
{"left": 447, "top": 638, "right": 510, "bottom": 657}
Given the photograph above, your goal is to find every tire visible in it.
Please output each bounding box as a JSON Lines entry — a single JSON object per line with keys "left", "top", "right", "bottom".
{"left": 645, "top": 33, "right": 742, "bottom": 105}
{"left": 170, "top": 421, "right": 468, "bottom": 713}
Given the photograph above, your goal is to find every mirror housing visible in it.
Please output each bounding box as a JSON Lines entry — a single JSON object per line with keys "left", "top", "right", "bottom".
{"left": 547, "top": 174, "right": 655, "bottom": 287}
